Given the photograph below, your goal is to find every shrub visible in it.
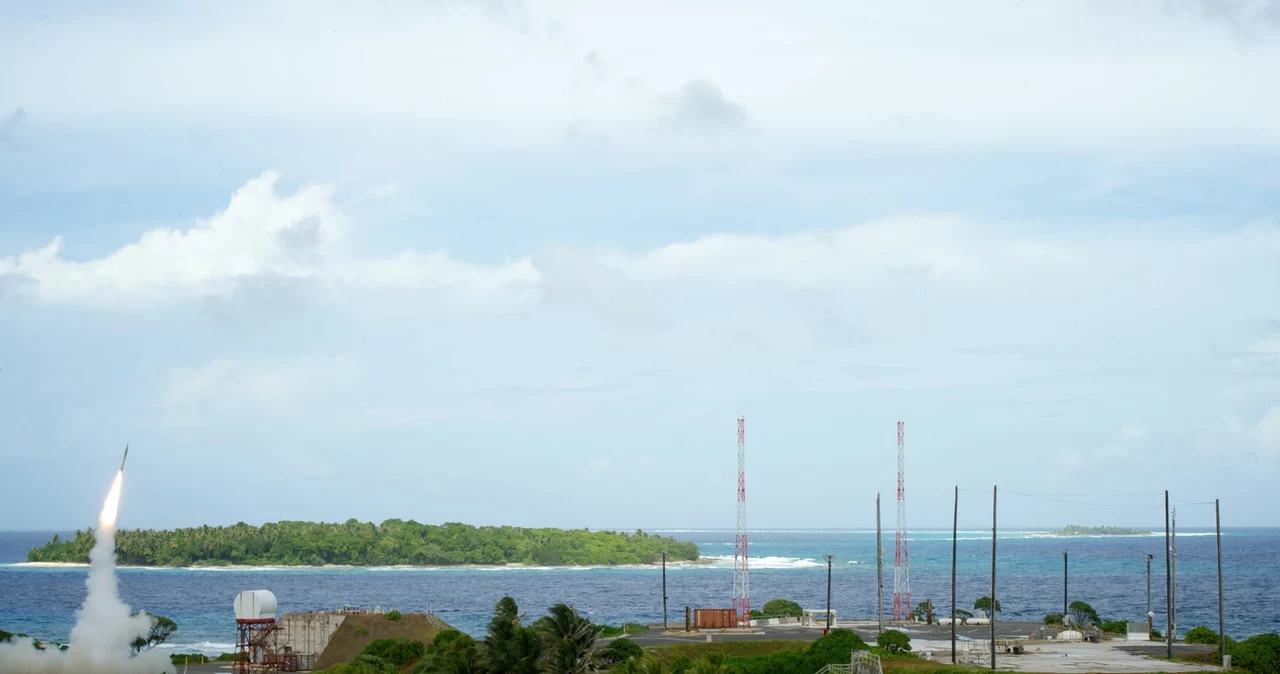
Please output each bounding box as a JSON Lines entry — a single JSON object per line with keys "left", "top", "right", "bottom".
{"left": 599, "top": 639, "right": 644, "bottom": 666}
{"left": 360, "top": 638, "right": 425, "bottom": 667}
{"left": 385, "top": 610, "right": 402, "bottom": 622}
{"left": 877, "top": 630, "right": 911, "bottom": 654}
{"left": 1228, "top": 633, "right": 1280, "bottom": 674}
{"left": 1151, "top": 628, "right": 1162, "bottom": 639}
{"left": 973, "top": 597, "right": 1001, "bottom": 614}
{"left": 670, "top": 656, "right": 694, "bottom": 674}
{"left": 1067, "top": 601, "right": 1099, "bottom": 627}
{"left": 760, "top": 599, "right": 804, "bottom": 619}
{"left": 727, "top": 629, "right": 867, "bottom": 674}
{"left": 1098, "top": 620, "right": 1128, "bottom": 635}
{"left": 1184, "top": 626, "right": 1219, "bottom": 645}
{"left": 1044, "top": 613, "right": 1063, "bottom": 625}
{"left": 323, "top": 654, "right": 397, "bottom": 674}
{"left": 427, "top": 630, "right": 464, "bottom": 652}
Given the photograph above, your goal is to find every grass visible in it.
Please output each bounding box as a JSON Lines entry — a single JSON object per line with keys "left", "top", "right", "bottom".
{"left": 313, "top": 613, "right": 450, "bottom": 671}
{"left": 600, "top": 623, "right": 651, "bottom": 638}
{"left": 646, "top": 639, "right": 810, "bottom": 664}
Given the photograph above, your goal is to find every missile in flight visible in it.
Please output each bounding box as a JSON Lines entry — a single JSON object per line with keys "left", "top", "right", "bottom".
{"left": 120, "top": 444, "right": 129, "bottom": 472}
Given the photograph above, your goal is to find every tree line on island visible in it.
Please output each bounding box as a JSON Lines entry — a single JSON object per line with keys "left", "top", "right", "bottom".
{"left": 25, "top": 520, "right": 700, "bottom": 567}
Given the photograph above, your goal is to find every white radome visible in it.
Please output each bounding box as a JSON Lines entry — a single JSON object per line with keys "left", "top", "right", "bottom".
{"left": 234, "top": 590, "right": 278, "bottom": 621}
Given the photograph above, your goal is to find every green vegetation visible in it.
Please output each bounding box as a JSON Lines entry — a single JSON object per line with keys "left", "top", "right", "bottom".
{"left": 759, "top": 599, "right": 803, "bottom": 619}
{"left": 1228, "top": 633, "right": 1280, "bottom": 674}
{"left": 909, "top": 600, "right": 936, "bottom": 624}
{"left": 1059, "top": 525, "right": 1150, "bottom": 536}
{"left": 386, "top": 610, "right": 402, "bottom": 622}
{"left": 1098, "top": 619, "right": 1128, "bottom": 635}
{"left": 953, "top": 609, "right": 973, "bottom": 620}
{"left": 0, "top": 629, "right": 13, "bottom": 643}
{"left": 361, "top": 638, "right": 426, "bottom": 667}
{"left": 411, "top": 597, "right": 604, "bottom": 674}
{"left": 1183, "top": 625, "right": 1221, "bottom": 645}
{"left": 27, "top": 521, "right": 698, "bottom": 567}
{"left": 1067, "top": 600, "right": 1098, "bottom": 627}
{"left": 130, "top": 613, "right": 176, "bottom": 653}
{"left": 321, "top": 654, "right": 398, "bottom": 674}
{"left": 1043, "top": 613, "right": 1063, "bottom": 625}
{"left": 972, "top": 597, "right": 1000, "bottom": 614}
{"left": 877, "top": 630, "right": 911, "bottom": 654}
{"left": 600, "top": 624, "right": 649, "bottom": 638}
{"left": 599, "top": 639, "right": 643, "bottom": 666}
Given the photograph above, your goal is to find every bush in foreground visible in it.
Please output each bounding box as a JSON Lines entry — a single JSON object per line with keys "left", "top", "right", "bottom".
{"left": 876, "top": 630, "right": 911, "bottom": 654}
{"left": 599, "top": 638, "right": 643, "bottom": 666}
{"left": 385, "top": 610, "right": 402, "bottom": 622}
{"left": 360, "top": 638, "right": 425, "bottom": 667}
{"left": 1228, "top": 633, "right": 1280, "bottom": 674}
{"left": 728, "top": 629, "right": 867, "bottom": 674}
{"left": 321, "top": 654, "right": 397, "bottom": 674}
{"left": 1043, "top": 613, "right": 1063, "bottom": 625}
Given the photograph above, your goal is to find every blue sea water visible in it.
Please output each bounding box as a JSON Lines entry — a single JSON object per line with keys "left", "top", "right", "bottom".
{"left": 1, "top": 528, "right": 1276, "bottom": 655}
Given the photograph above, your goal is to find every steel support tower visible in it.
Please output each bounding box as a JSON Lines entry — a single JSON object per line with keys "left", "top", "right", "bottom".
{"left": 733, "top": 416, "right": 750, "bottom": 626}
{"left": 893, "top": 420, "right": 911, "bottom": 621}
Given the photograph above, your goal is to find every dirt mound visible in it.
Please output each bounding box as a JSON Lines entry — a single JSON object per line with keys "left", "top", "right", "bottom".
{"left": 314, "top": 614, "right": 449, "bottom": 670}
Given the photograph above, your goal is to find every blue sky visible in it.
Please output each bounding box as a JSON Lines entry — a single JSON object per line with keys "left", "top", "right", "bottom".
{"left": 1, "top": 0, "right": 1278, "bottom": 531}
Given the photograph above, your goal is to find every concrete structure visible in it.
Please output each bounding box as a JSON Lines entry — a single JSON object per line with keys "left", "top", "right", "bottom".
{"left": 802, "top": 609, "right": 836, "bottom": 628}
{"left": 278, "top": 612, "right": 347, "bottom": 659}
{"left": 1127, "top": 622, "right": 1151, "bottom": 641}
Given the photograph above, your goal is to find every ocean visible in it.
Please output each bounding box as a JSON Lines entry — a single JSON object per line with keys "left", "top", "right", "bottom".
{"left": 1, "top": 528, "right": 1275, "bottom": 656}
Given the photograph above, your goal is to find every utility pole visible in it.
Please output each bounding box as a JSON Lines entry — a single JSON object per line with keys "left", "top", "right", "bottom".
{"left": 824, "top": 554, "right": 834, "bottom": 636}
{"left": 1216, "top": 499, "right": 1225, "bottom": 668}
{"left": 1165, "top": 490, "right": 1172, "bottom": 660}
{"left": 662, "top": 550, "right": 668, "bottom": 629}
{"left": 1152, "top": 552, "right": 1162, "bottom": 642}
{"left": 1171, "top": 508, "right": 1178, "bottom": 639}
{"left": 951, "top": 485, "right": 958, "bottom": 665}
{"left": 1063, "top": 550, "right": 1068, "bottom": 623}
{"left": 991, "top": 485, "right": 997, "bottom": 672}
{"left": 876, "top": 493, "right": 884, "bottom": 635}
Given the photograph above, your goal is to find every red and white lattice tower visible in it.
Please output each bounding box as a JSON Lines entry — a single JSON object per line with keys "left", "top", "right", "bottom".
{"left": 733, "top": 416, "right": 750, "bottom": 626}
{"left": 893, "top": 420, "right": 911, "bottom": 621}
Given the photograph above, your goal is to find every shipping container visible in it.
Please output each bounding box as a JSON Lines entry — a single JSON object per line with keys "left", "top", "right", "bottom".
{"left": 693, "top": 608, "right": 736, "bottom": 629}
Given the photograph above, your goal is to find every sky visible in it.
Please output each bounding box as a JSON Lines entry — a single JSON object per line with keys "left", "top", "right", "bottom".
{"left": 1, "top": 0, "right": 1278, "bottom": 531}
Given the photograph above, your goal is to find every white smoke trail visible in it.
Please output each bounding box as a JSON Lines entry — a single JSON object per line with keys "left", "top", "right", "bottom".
{"left": 0, "top": 470, "right": 176, "bottom": 674}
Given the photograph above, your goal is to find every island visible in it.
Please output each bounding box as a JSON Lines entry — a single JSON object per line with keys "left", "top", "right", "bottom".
{"left": 26, "top": 520, "right": 700, "bottom": 567}
{"left": 1059, "top": 525, "right": 1151, "bottom": 536}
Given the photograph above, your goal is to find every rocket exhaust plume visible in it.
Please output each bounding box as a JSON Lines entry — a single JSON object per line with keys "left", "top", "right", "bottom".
{"left": 0, "top": 456, "right": 175, "bottom": 674}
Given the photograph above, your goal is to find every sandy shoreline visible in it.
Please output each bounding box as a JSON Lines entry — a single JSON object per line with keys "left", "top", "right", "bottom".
{"left": 8, "top": 558, "right": 717, "bottom": 570}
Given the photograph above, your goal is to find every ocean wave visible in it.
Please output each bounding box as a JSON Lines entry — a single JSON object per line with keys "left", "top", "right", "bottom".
{"left": 701, "top": 555, "right": 824, "bottom": 570}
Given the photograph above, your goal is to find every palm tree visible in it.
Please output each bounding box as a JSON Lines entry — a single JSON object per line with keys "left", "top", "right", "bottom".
{"left": 535, "top": 604, "right": 603, "bottom": 674}
{"left": 483, "top": 598, "right": 542, "bottom": 674}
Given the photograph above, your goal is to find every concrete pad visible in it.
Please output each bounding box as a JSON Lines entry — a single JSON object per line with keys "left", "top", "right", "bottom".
{"left": 923, "top": 641, "right": 1220, "bottom": 672}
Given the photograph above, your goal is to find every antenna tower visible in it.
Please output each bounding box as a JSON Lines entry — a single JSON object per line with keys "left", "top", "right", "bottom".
{"left": 733, "top": 416, "right": 750, "bottom": 626}
{"left": 893, "top": 420, "right": 911, "bottom": 621}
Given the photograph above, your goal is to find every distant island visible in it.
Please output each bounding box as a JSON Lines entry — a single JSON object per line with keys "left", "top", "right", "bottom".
{"left": 1059, "top": 525, "right": 1151, "bottom": 536}
{"left": 26, "top": 520, "right": 700, "bottom": 567}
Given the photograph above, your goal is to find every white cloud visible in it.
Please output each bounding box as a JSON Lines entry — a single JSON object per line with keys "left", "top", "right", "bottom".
{"left": 2, "top": 2, "right": 1278, "bottom": 154}
{"left": 0, "top": 172, "right": 539, "bottom": 309}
